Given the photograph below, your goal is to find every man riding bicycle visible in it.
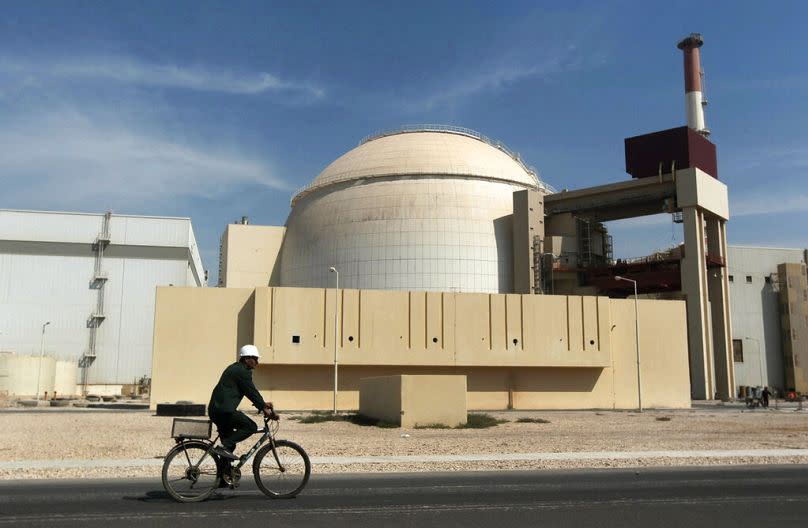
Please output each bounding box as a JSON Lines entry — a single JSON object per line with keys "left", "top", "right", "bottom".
{"left": 208, "top": 344, "right": 275, "bottom": 461}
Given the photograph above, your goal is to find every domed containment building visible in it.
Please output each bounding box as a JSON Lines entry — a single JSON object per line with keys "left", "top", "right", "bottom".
{"left": 276, "top": 126, "right": 553, "bottom": 293}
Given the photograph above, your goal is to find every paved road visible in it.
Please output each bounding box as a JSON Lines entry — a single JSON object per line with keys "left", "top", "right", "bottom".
{"left": 2, "top": 466, "right": 807, "bottom": 527}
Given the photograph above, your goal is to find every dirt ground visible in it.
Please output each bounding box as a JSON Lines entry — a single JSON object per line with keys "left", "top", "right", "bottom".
{"left": 1, "top": 405, "right": 807, "bottom": 479}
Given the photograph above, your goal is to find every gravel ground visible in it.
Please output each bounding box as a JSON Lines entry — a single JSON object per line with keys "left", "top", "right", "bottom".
{"left": 1, "top": 406, "right": 807, "bottom": 479}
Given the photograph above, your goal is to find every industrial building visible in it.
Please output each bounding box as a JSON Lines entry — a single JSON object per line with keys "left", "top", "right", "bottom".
{"left": 151, "top": 33, "right": 735, "bottom": 411}
{"left": 727, "top": 245, "right": 808, "bottom": 394}
{"left": 0, "top": 209, "right": 205, "bottom": 397}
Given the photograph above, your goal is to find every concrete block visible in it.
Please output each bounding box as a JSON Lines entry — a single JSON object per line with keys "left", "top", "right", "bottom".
{"left": 360, "top": 375, "right": 467, "bottom": 428}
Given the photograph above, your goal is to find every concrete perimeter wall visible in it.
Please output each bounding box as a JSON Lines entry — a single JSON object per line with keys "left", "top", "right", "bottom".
{"left": 151, "top": 287, "right": 690, "bottom": 411}
{"left": 360, "top": 375, "right": 467, "bottom": 428}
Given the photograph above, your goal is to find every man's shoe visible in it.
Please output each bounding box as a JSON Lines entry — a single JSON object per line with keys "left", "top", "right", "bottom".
{"left": 212, "top": 446, "right": 238, "bottom": 460}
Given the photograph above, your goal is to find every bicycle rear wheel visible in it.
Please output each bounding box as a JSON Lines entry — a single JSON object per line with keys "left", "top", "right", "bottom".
{"left": 253, "top": 440, "right": 311, "bottom": 498}
{"left": 162, "top": 441, "right": 221, "bottom": 502}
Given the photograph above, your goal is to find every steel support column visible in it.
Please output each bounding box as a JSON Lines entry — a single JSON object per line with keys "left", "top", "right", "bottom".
{"left": 706, "top": 216, "right": 734, "bottom": 400}
{"left": 681, "top": 206, "right": 713, "bottom": 399}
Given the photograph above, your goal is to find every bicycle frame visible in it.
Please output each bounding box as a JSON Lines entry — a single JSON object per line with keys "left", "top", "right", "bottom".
{"left": 176, "top": 416, "right": 283, "bottom": 473}
{"left": 233, "top": 418, "right": 281, "bottom": 470}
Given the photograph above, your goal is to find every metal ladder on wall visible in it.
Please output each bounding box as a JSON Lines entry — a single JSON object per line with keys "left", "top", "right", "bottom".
{"left": 604, "top": 234, "right": 614, "bottom": 265}
{"left": 80, "top": 211, "right": 111, "bottom": 393}
{"left": 532, "top": 235, "right": 543, "bottom": 294}
{"left": 578, "top": 218, "right": 592, "bottom": 268}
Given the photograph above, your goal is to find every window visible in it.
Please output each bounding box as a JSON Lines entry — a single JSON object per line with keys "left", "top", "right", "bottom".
{"left": 746, "top": 276, "right": 753, "bottom": 283}
{"left": 733, "top": 339, "right": 744, "bottom": 362}
{"left": 728, "top": 275, "right": 734, "bottom": 282}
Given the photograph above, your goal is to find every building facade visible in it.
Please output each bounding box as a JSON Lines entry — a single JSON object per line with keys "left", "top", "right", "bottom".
{"left": 727, "top": 245, "right": 808, "bottom": 394}
{"left": 778, "top": 262, "right": 808, "bottom": 393}
{"left": 0, "top": 209, "right": 205, "bottom": 394}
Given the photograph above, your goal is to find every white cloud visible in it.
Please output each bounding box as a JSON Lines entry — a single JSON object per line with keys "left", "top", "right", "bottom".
{"left": 411, "top": 56, "right": 571, "bottom": 111}
{"left": 0, "top": 56, "right": 324, "bottom": 99}
{"left": 0, "top": 109, "right": 290, "bottom": 211}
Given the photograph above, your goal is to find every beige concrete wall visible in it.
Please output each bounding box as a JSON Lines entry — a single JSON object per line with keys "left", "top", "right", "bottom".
{"left": 151, "top": 287, "right": 256, "bottom": 406}
{"left": 675, "top": 167, "right": 729, "bottom": 220}
{"left": 358, "top": 376, "right": 402, "bottom": 425}
{"left": 221, "top": 224, "right": 286, "bottom": 288}
{"left": 609, "top": 299, "right": 691, "bottom": 409}
{"left": 359, "top": 375, "right": 467, "bottom": 427}
{"left": 779, "top": 263, "right": 808, "bottom": 392}
{"left": 252, "top": 288, "right": 611, "bottom": 368}
{"left": 151, "top": 287, "right": 690, "bottom": 410}
{"left": 402, "top": 375, "right": 467, "bottom": 427}
{"left": 512, "top": 189, "right": 545, "bottom": 294}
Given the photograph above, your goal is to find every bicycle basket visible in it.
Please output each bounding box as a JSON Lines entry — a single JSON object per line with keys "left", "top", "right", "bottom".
{"left": 171, "top": 418, "right": 212, "bottom": 440}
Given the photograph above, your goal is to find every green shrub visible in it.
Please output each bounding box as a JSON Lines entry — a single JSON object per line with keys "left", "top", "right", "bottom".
{"left": 516, "top": 417, "right": 551, "bottom": 424}
{"left": 294, "top": 412, "right": 398, "bottom": 428}
{"left": 411, "top": 413, "right": 507, "bottom": 429}
{"left": 293, "top": 412, "right": 507, "bottom": 429}
{"left": 296, "top": 413, "right": 345, "bottom": 424}
{"left": 460, "top": 413, "right": 508, "bottom": 429}
{"left": 346, "top": 414, "right": 398, "bottom": 428}
{"left": 655, "top": 416, "right": 672, "bottom": 422}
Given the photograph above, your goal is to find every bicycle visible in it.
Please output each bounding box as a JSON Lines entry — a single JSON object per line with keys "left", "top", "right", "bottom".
{"left": 161, "top": 413, "right": 311, "bottom": 503}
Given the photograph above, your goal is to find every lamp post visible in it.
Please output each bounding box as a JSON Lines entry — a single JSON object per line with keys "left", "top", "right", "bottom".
{"left": 329, "top": 267, "right": 339, "bottom": 414}
{"left": 615, "top": 276, "right": 642, "bottom": 412}
{"left": 35, "top": 321, "right": 51, "bottom": 401}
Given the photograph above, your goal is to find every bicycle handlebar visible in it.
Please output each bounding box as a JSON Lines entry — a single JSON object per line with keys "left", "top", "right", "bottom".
{"left": 258, "top": 410, "right": 280, "bottom": 421}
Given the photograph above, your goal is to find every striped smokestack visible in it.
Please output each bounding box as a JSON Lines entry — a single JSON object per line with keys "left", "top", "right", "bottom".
{"left": 677, "top": 33, "right": 710, "bottom": 137}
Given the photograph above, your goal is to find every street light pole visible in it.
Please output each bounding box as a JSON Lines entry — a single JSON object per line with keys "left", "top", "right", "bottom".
{"left": 616, "top": 277, "right": 642, "bottom": 412}
{"left": 329, "top": 267, "right": 339, "bottom": 414}
{"left": 35, "top": 321, "right": 51, "bottom": 401}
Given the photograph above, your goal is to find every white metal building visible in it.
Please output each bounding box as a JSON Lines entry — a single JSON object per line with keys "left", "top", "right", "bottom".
{"left": 727, "top": 245, "right": 807, "bottom": 392}
{"left": 0, "top": 209, "right": 205, "bottom": 392}
{"left": 277, "top": 126, "right": 554, "bottom": 293}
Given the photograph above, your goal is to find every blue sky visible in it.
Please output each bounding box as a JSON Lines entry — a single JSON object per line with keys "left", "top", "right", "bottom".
{"left": 1, "top": 1, "right": 806, "bottom": 283}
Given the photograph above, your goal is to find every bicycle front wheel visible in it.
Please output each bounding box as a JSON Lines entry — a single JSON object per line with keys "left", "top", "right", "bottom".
{"left": 161, "top": 441, "right": 221, "bottom": 503}
{"left": 253, "top": 440, "right": 311, "bottom": 498}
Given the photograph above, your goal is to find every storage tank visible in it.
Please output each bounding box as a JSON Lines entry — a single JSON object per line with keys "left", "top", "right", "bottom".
{"left": 277, "top": 126, "right": 553, "bottom": 293}
{"left": 0, "top": 354, "right": 56, "bottom": 397}
{"left": 54, "top": 360, "right": 79, "bottom": 397}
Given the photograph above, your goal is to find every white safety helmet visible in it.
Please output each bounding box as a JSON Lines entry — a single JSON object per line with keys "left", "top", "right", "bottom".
{"left": 239, "top": 344, "right": 261, "bottom": 358}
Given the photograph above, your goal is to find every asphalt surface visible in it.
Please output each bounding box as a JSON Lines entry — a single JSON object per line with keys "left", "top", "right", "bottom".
{"left": 1, "top": 466, "right": 807, "bottom": 527}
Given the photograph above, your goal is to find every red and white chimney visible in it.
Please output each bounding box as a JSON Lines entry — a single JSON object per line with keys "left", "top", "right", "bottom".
{"left": 677, "top": 33, "right": 709, "bottom": 137}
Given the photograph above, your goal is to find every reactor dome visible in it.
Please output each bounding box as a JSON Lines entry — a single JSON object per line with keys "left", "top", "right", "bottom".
{"left": 276, "top": 125, "right": 553, "bottom": 293}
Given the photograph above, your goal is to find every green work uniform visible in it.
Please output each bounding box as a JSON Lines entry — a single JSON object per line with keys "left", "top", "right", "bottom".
{"left": 208, "top": 361, "right": 266, "bottom": 451}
